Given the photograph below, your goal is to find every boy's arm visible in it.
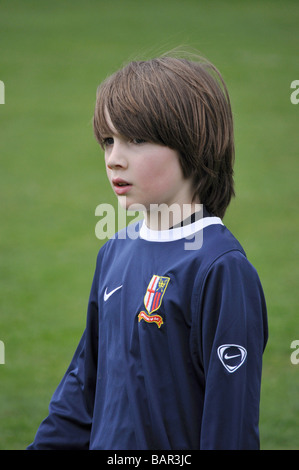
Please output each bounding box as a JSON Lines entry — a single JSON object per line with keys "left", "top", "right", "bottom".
{"left": 27, "top": 259, "right": 100, "bottom": 450}
{"left": 196, "top": 250, "right": 268, "bottom": 450}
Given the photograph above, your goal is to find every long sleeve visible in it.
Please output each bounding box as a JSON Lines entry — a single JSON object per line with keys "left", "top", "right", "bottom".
{"left": 196, "top": 250, "right": 268, "bottom": 450}
{"left": 27, "top": 259, "right": 100, "bottom": 450}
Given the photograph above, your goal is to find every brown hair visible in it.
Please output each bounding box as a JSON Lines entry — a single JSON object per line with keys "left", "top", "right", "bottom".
{"left": 93, "top": 55, "right": 235, "bottom": 218}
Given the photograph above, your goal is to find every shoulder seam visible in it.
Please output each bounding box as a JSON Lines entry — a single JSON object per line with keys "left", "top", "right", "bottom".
{"left": 193, "top": 247, "right": 246, "bottom": 306}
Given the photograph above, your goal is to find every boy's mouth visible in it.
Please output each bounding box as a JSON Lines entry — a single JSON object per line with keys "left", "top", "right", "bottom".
{"left": 112, "top": 177, "right": 132, "bottom": 195}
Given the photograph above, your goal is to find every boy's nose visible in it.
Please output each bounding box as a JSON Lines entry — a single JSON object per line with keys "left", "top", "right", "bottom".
{"left": 106, "top": 143, "right": 128, "bottom": 170}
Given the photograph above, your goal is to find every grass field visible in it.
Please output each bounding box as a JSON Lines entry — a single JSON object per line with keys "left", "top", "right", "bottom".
{"left": 0, "top": 0, "right": 298, "bottom": 450}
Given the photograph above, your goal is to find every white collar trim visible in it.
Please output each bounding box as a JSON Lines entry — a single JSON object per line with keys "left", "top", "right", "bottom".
{"left": 139, "top": 216, "right": 223, "bottom": 242}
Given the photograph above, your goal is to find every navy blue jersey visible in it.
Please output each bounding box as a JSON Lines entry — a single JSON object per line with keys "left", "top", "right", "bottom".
{"left": 28, "top": 213, "right": 268, "bottom": 450}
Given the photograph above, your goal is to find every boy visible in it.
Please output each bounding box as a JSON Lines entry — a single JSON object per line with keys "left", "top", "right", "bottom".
{"left": 28, "top": 55, "right": 268, "bottom": 450}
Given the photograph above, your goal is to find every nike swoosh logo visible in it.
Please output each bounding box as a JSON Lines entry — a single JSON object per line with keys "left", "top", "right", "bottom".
{"left": 224, "top": 353, "right": 241, "bottom": 360}
{"left": 104, "top": 285, "right": 123, "bottom": 301}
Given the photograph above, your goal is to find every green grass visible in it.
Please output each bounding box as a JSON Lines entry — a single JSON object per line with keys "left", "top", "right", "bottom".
{"left": 0, "top": 0, "right": 298, "bottom": 449}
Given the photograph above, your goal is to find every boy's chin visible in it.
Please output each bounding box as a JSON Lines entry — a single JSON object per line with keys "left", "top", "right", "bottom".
{"left": 117, "top": 196, "right": 146, "bottom": 213}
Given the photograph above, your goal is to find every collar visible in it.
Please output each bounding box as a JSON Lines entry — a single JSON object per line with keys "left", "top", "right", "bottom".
{"left": 139, "top": 215, "right": 223, "bottom": 242}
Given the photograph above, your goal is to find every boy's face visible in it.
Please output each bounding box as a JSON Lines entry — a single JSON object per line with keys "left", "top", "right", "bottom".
{"left": 103, "top": 118, "right": 195, "bottom": 218}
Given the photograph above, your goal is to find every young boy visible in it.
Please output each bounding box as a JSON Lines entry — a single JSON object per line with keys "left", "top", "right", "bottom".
{"left": 28, "top": 55, "right": 268, "bottom": 450}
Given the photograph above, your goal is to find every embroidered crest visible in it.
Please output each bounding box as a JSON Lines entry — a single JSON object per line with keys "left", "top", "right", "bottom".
{"left": 138, "top": 275, "right": 170, "bottom": 328}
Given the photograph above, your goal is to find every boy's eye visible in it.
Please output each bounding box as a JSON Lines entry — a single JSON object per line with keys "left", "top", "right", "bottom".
{"left": 103, "top": 137, "right": 114, "bottom": 147}
{"left": 102, "top": 137, "right": 146, "bottom": 148}
{"left": 131, "top": 138, "right": 146, "bottom": 144}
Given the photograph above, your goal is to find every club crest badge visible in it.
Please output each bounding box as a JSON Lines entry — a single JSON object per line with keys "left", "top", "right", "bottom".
{"left": 138, "top": 275, "right": 170, "bottom": 328}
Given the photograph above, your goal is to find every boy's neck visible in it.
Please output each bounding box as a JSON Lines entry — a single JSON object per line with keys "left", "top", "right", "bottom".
{"left": 144, "top": 201, "right": 203, "bottom": 231}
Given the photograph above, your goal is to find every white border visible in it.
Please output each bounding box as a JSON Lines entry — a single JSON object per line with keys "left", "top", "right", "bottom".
{"left": 139, "top": 216, "right": 223, "bottom": 242}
